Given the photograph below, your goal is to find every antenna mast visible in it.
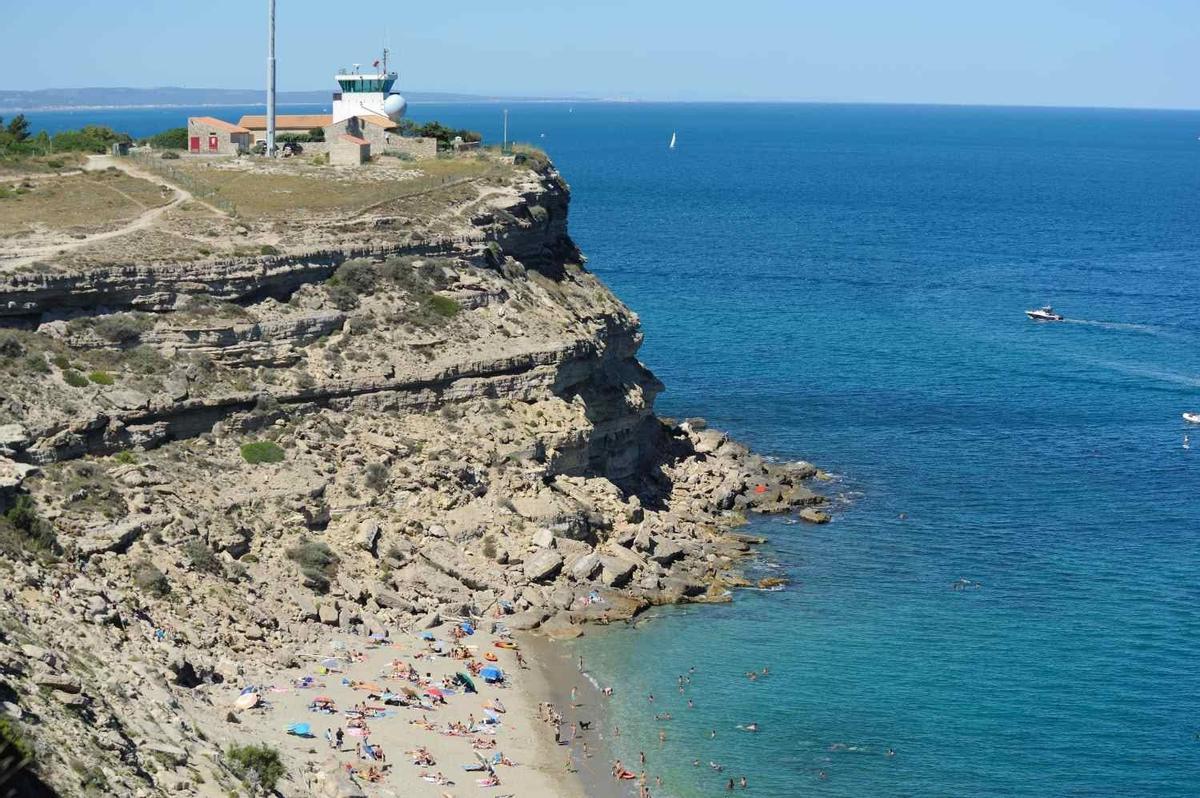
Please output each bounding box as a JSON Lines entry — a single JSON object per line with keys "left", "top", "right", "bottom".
{"left": 267, "top": 0, "right": 276, "bottom": 157}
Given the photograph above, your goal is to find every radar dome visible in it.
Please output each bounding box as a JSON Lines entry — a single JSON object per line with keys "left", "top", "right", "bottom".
{"left": 383, "top": 93, "right": 408, "bottom": 121}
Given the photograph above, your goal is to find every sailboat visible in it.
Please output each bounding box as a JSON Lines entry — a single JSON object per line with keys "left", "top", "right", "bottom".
{"left": 669, "top": 131, "right": 677, "bottom": 150}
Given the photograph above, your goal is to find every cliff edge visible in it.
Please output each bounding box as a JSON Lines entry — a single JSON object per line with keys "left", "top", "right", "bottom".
{"left": 0, "top": 149, "right": 824, "bottom": 796}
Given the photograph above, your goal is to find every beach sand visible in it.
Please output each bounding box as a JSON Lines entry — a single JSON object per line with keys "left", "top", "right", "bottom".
{"left": 525, "top": 636, "right": 638, "bottom": 798}
{"left": 214, "top": 621, "right": 586, "bottom": 797}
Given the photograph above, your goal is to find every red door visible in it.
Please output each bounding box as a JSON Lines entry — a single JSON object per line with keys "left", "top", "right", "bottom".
{"left": 189, "top": 136, "right": 200, "bottom": 152}
{"left": 208, "top": 135, "right": 219, "bottom": 152}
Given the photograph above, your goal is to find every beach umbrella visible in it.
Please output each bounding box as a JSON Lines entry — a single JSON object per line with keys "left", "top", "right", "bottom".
{"left": 234, "top": 692, "right": 259, "bottom": 710}
{"left": 420, "top": 631, "right": 435, "bottom": 641}
{"left": 320, "top": 657, "right": 340, "bottom": 669}
{"left": 460, "top": 622, "right": 474, "bottom": 635}
{"left": 456, "top": 672, "right": 477, "bottom": 693}
{"left": 425, "top": 687, "right": 444, "bottom": 700}
{"left": 480, "top": 666, "right": 503, "bottom": 683}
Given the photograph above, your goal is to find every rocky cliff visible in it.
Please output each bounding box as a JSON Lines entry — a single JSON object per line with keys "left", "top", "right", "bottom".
{"left": 0, "top": 151, "right": 824, "bottom": 796}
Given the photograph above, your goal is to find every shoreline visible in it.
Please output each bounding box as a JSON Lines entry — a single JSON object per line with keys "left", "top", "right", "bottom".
{"left": 524, "top": 634, "right": 635, "bottom": 798}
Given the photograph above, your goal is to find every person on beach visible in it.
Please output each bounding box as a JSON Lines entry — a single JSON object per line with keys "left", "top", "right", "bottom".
{"left": 335, "top": 727, "right": 344, "bottom": 749}
{"left": 571, "top": 686, "right": 579, "bottom": 705}
{"left": 579, "top": 656, "right": 584, "bottom": 672}
{"left": 639, "top": 751, "right": 645, "bottom": 766}
{"left": 516, "top": 650, "right": 527, "bottom": 668}
{"left": 325, "top": 728, "right": 333, "bottom": 748}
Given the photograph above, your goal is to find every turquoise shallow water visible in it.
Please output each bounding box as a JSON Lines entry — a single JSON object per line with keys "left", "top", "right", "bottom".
{"left": 30, "top": 102, "right": 1200, "bottom": 796}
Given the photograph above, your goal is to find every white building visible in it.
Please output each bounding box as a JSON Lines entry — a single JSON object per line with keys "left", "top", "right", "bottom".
{"left": 331, "top": 57, "right": 407, "bottom": 125}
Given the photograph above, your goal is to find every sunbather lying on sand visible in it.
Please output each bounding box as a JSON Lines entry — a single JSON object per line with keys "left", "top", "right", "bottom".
{"left": 419, "top": 771, "right": 453, "bottom": 785}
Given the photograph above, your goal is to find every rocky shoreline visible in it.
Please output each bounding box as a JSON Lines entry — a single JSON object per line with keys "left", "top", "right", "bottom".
{"left": 0, "top": 151, "right": 825, "bottom": 796}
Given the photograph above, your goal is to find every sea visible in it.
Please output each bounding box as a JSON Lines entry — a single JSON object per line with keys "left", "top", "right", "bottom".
{"left": 27, "top": 101, "right": 1200, "bottom": 796}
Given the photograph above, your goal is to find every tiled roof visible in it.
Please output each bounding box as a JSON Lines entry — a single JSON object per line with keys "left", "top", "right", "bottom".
{"left": 358, "top": 115, "right": 399, "bottom": 129}
{"left": 189, "top": 116, "right": 250, "bottom": 134}
{"left": 236, "top": 114, "right": 333, "bottom": 130}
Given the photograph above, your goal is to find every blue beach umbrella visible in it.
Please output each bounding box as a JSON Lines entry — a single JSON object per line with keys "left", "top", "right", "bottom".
{"left": 287, "top": 722, "right": 312, "bottom": 737}
{"left": 480, "top": 666, "right": 503, "bottom": 683}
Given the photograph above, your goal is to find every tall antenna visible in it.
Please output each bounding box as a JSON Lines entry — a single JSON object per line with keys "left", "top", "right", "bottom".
{"left": 267, "top": 0, "right": 277, "bottom": 157}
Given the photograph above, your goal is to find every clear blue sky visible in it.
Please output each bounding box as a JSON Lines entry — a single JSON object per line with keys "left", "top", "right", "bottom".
{"left": 3, "top": 0, "right": 1198, "bottom": 108}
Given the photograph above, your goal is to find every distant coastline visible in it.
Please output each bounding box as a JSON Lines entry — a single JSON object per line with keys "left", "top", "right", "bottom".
{"left": 0, "top": 86, "right": 590, "bottom": 113}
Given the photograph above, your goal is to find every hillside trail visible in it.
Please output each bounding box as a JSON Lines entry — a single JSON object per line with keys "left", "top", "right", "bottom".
{"left": 0, "top": 154, "right": 222, "bottom": 272}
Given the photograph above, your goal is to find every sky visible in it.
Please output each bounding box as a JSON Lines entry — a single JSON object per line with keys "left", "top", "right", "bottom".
{"left": 2, "top": 0, "right": 1199, "bottom": 109}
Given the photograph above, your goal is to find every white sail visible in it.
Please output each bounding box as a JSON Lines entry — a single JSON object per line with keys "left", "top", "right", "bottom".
{"left": 669, "top": 131, "right": 677, "bottom": 149}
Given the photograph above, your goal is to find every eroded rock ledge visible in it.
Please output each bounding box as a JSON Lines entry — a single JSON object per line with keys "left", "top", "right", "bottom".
{"left": 0, "top": 154, "right": 826, "bottom": 797}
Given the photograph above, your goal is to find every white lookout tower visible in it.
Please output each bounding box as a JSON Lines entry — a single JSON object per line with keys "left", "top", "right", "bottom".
{"left": 332, "top": 50, "right": 408, "bottom": 124}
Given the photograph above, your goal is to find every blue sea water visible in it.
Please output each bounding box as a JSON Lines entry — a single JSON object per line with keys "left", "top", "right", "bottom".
{"left": 29, "top": 102, "right": 1200, "bottom": 796}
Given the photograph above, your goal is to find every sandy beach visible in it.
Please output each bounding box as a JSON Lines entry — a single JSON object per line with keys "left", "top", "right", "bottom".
{"left": 213, "top": 621, "right": 588, "bottom": 797}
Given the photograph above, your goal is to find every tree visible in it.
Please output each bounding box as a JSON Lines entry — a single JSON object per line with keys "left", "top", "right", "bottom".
{"left": 307, "top": 127, "right": 326, "bottom": 142}
{"left": 143, "top": 126, "right": 188, "bottom": 149}
{"left": 6, "top": 114, "right": 30, "bottom": 142}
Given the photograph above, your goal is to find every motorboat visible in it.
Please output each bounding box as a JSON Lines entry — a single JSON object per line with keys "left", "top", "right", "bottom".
{"left": 1025, "top": 306, "right": 1063, "bottom": 322}
{"left": 1183, "top": 412, "right": 1200, "bottom": 425}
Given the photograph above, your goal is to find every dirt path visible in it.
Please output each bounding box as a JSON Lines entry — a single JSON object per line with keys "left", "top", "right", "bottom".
{"left": 0, "top": 155, "right": 210, "bottom": 272}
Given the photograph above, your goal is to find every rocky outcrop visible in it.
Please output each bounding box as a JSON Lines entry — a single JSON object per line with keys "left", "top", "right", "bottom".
{"left": 0, "top": 153, "right": 827, "bottom": 798}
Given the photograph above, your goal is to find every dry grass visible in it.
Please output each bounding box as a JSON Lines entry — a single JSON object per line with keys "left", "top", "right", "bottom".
{"left": 168, "top": 155, "right": 513, "bottom": 220}
{"left": 0, "top": 170, "right": 171, "bottom": 237}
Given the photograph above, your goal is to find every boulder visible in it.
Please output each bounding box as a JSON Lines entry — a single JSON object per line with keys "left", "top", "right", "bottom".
{"left": 569, "top": 552, "right": 602, "bottom": 582}
{"left": 414, "top": 611, "right": 441, "bottom": 630}
{"left": 356, "top": 520, "right": 381, "bottom": 555}
{"left": 531, "top": 528, "right": 555, "bottom": 549}
{"left": 505, "top": 609, "right": 549, "bottom": 631}
{"left": 650, "top": 541, "right": 684, "bottom": 566}
{"left": 372, "top": 588, "right": 415, "bottom": 613}
{"left": 599, "top": 557, "right": 636, "bottom": 588}
{"left": 799, "top": 508, "right": 831, "bottom": 524}
{"left": 523, "top": 550, "right": 563, "bottom": 583}
{"left": 35, "top": 673, "right": 81, "bottom": 694}
{"left": 318, "top": 603, "right": 340, "bottom": 625}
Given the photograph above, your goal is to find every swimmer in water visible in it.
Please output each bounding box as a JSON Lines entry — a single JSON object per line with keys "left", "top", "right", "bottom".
{"left": 740, "top": 776, "right": 748, "bottom": 788}
{"left": 886, "top": 748, "right": 896, "bottom": 758}
{"left": 819, "top": 770, "right": 828, "bottom": 780}
{"left": 744, "top": 723, "right": 759, "bottom": 732}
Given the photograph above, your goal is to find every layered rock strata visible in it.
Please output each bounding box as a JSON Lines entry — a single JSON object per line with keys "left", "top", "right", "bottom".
{"left": 0, "top": 154, "right": 824, "bottom": 797}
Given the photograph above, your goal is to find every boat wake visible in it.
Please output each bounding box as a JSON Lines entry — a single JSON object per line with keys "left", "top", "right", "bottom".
{"left": 1062, "top": 318, "right": 1173, "bottom": 337}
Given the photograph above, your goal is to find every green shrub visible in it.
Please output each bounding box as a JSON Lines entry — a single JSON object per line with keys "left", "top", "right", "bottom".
{"left": 286, "top": 538, "right": 338, "bottom": 592}
{"left": 87, "top": 370, "right": 114, "bottom": 385}
{"left": 0, "top": 494, "right": 58, "bottom": 558}
{"left": 0, "top": 716, "right": 33, "bottom": 764}
{"left": 160, "top": 151, "right": 180, "bottom": 160}
{"left": 481, "top": 534, "right": 497, "bottom": 560}
{"left": 0, "top": 331, "right": 24, "bottom": 359}
{"left": 93, "top": 313, "right": 152, "bottom": 343}
{"left": 428, "top": 295, "right": 460, "bottom": 318}
{"left": 365, "top": 462, "right": 388, "bottom": 493}
{"left": 46, "top": 159, "right": 64, "bottom": 169}
{"left": 63, "top": 370, "right": 88, "bottom": 388}
{"left": 143, "top": 126, "right": 188, "bottom": 150}
{"left": 51, "top": 354, "right": 71, "bottom": 370}
{"left": 325, "top": 282, "right": 359, "bottom": 311}
{"left": 182, "top": 539, "right": 221, "bottom": 574}
{"left": 259, "top": 245, "right": 279, "bottom": 256}
{"left": 22, "top": 353, "right": 49, "bottom": 374}
{"left": 113, "top": 450, "right": 137, "bottom": 465}
{"left": 332, "top": 260, "right": 378, "bottom": 293}
{"left": 132, "top": 560, "right": 170, "bottom": 596}
{"left": 226, "top": 743, "right": 285, "bottom": 791}
{"left": 240, "top": 441, "right": 285, "bottom": 464}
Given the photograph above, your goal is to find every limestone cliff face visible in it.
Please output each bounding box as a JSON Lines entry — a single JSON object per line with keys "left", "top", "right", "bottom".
{"left": 0, "top": 156, "right": 821, "bottom": 798}
{"left": 0, "top": 162, "right": 659, "bottom": 485}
